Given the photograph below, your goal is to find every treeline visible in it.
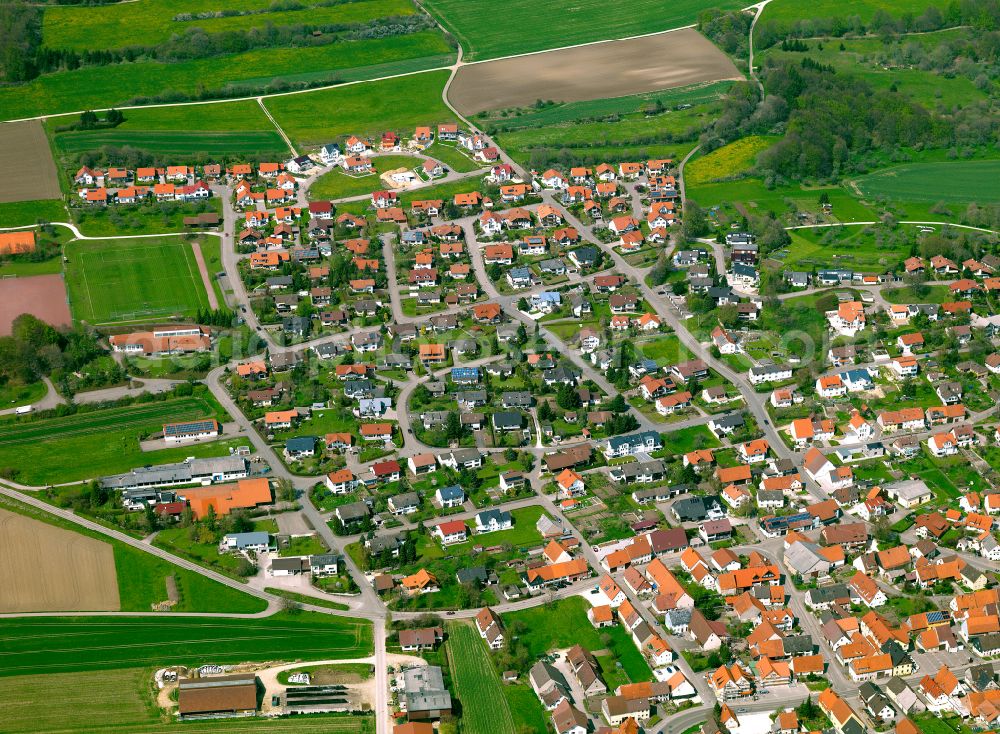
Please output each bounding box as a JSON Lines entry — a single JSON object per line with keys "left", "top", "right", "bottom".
{"left": 0, "top": 2, "right": 42, "bottom": 82}
{"left": 698, "top": 8, "right": 753, "bottom": 60}
{"left": 0, "top": 315, "right": 102, "bottom": 385}
{"left": 755, "top": 0, "right": 1000, "bottom": 48}
{"left": 72, "top": 144, "right": 282, "bottom": 171}
{"left": 173, "top": 0, "right": 369, "bottom": 22}
{"left": 18, "top": 14, "right": 435, "bottom": 80}
{"left": 861, "top": 26, "right": 1000, "bottom": 91}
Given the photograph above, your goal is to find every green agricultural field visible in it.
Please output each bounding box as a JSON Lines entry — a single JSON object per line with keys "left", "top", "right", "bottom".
{"left": 0, "top": 612, "right": 372, "bottom": 676}
{"left": 446, "top": 621, "right": 517, "bottom": 734}
{"left": 0, "top": 667, "right": 373, "bottom": 733}
{"left": 0, "top": 394, "right": 241, "bottom": 484}
{"left": 684, "top": 135, "right": 777, "bottom": 186}
{"left": 477, "top": 82, "right": 734, "bottom": 131}
{"left": 265, "top": 71, "right": 458, "bottom": 147}
{"left": 0, "top": 493, "right": 266, "bottom": 614}
{"left": 64, "top": 237, "right": 210, "bottom": 323}
{"left": 55, "top": 130, "right": 288, "bottom": 160}
{"left": 687, "top": 177, "right": 877, "bottom": 223}
{"left": 760, "top": 0, "right": 950, "bottom": 29}
{"left": 422, "top": 0, "right": 744, "bottom": 60}
{"left": 0, "top": 199, "right": 66, "bottom": 228}
{"left": 397, "top": 175, "right": 486, "bottom": 208}
{"left": 853, "top": 160, "right": 1000, "bottom": 205}
{"left": 881, "top": 284, "right": 953, "bottom": 304}
{"left": 0, "top": 32, "right": 453, "bottom": 122}
{"left": 488, "top": 83, "right": 731, "bottom": 169}
{"left": 43, "top": 0, "right": 417, "bottom": 50}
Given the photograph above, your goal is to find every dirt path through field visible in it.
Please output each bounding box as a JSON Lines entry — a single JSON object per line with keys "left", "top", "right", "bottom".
{"left": 191, "top": 241, "right": 219, "bottom": 310}
{"left": 0, "top": 508, "right": 120, "bottom": 612}
{"left": 449, "top": 27, "right": 743, "bottom": 115}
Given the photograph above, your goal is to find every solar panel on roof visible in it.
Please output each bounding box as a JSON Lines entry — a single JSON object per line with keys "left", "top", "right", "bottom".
{"left": 926, "top": 611, "right": 946, "bottom": 622}
{"left": 164, "top": 419, "right": 217, "bottom": 436}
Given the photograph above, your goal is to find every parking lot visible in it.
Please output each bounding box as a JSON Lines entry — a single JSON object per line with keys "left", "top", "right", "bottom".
{"left": 910, "top": 647, "right": 975, "bottom": 676}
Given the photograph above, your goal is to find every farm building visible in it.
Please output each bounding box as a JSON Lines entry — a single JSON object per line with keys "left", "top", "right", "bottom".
{"left": 177, "top": 674, "right": 258, "bottom": 719}
{"left": 162, "top": 419, "right": 220, "bottom": 444}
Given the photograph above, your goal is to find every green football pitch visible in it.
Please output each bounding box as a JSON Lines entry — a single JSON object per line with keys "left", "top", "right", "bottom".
{"left": 65, "top": 237, "right": 210, "bottom": 324}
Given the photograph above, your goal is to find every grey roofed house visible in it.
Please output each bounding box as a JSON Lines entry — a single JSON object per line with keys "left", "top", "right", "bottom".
{"left": 689, "top": 276, "right": 715, "bottom": 291}
{"left": 709, "top": 412, "right": 745, "bottom": 431}
{"left": 285, "top": 435, "right": 317, "bottom": 455}
{"left": 366, "top": 533, "right": 403, "bottom": 554}
{"left": 454, "top": 390, "right": 487, "bottom": 406}
{"left": 430, "top": 313, "right": 458, "bottom": 331}
{"left": 282, "top": 316, "right": 311, "bottom": 335}
{"left": 422, "top": 411, "right": 449, "bottom": 428}
{"left": 707, "top": 286, "right": 737, "bottom": 303}
{"left": 966, "top": 663, "right": 998, "bottom": 691}
{"left": 403, "top": 665, "right": 452, "bottom": 716}
{"left": 784, "top": 270, "right": 811, "bottom": 287}
{"left": 672, "top": 496, "right": 713, "bottom": 522}
{"left": 543, "top": 366, "right": 579, "bottom": 385}
{"left": 271, "top": 556, "right": 308, "bottom": 574}
{"left": 456, "top": 566, "right": 487, "bottom": 585}
{"left": 502, "top": 391, "right": 534, "bottom": 408}
{"left": 539, "top": 258, "right": 567, "bottom": 274}
{"left": 782, "top": 634, "right": 815, "bottom": 655}
{"left": 530, "top": 660, "right": 569, "bottom": 694}
{"left": 492, "top": 411, "right": 524, "bottom": 431}
{"left": 336, "top": 500, "right": 370, "bottom": 523}
{"left": 806, "top": 584, "right": 851, "bottom": 607}
{"left": 390, "top": 491, "right": 420, "bottom": 511}
{"left": 270, "top": 350, "right": 302, "bottom": 370}
{"left": 757, "top": 489, "right": 784, "bottom": 505}
{"left": 313, "top": 342, "right": 343, "bottom": 359}
{"left": 571, "top": 246, "right": 598, "bottom": 265}
{"left": 664, "top": 606, "right": 693, "bottom": 630}
{"left": 382, "top": 353, "right": 413, "bottom": 369}
{"left": 732, "top": 262, "right": 758, "bottom": 279}
{"left": 486, "top": 361, "right": 514, "bottom": 376}
{"left": 266, "top": 275, "right": 293, "bottom": 288}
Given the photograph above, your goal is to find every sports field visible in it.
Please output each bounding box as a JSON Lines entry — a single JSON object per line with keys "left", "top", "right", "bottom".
{"left": 64, "top": 237, "right": 210, "bottom": 324}
{"left": 0, "top": 667, "right": 373, "bottom": 734}
{"left": 446, "top": 621, "right": 516, "bottom": 734}
{"left": 0, "top": 508, "right": 119, "bottom": 613}
{"left": 0, "top": 613, "right": 373, "bottom": 676}
{"left": 0, "top": 394, "right": 237, "bottom": 484}
{"left": 422, "top": 0, "right": 743, "bottom": 60}
{"left": 265, "top": 71, "right": 458, "bottom": 147}
{"left": 853, "top": 160, "right": 1000, "bottom": 204}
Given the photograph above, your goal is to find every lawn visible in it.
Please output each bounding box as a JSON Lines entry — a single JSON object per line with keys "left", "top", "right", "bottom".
{"left": 0, "top": 393, "right": 243, "bottom": 485}
{"left": 152, "top": 527, "right": 248, "bottom": 578}
{"left": 684, "top": 136, "right": 777, "bottom": 186}
{"left": 421, "top": 0, "right": 744, "bottom": 60}
{"left": 0, "top": 612, "right": 372, "bottom": 676}
{"left": 0, "top": 32, "right": 453, "bottom": 121}
{"left": 265, "top": 70, "right": 459, "bottom": 147}
{"left": 779, "top": 227, "right": 909, "bottom": 272}
{"left": 446, "top": 621, "right": 517, "bottom": 734}
{"left": 503, "top": 596, "right": 608, "bottom": 658}
{"left": 854, "top": 160, "right": 1000, "bottom": 205}
{"left": 663, "top": 424, "right": 722, "bottom": 454}
{"left": 0, "top": 493, "right": 266, "bottom": 614}
{"left": 881, "top": 284, "right": 953, "bottom": 304}
{"left": 0, "top": 199, "right": 66, "bottom": 228}
{"left": 424, "top": 141, "right": 482, "bottom": 173}
{"left": 0, "top": 667, "right": 374, "bottom": 733}
{"left": 309, "top": 155, "right": 426, "bottom": 200}
{"left": 43, "top": 0, "right": 417, "bottom": 50}
{"left": 64, "top": 237, "right": 210, "bottom": 324}
{"left": 446, "top": 505, "right": 547, "bottom": 550}
{"left": 0, "top": 379, "right": 48, "bottom": 408}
